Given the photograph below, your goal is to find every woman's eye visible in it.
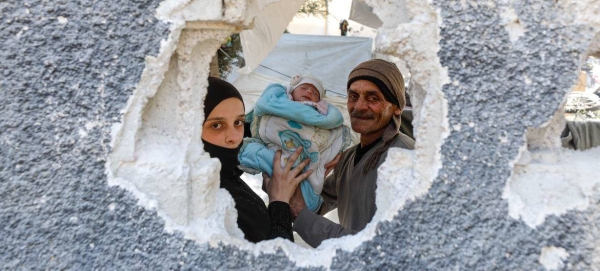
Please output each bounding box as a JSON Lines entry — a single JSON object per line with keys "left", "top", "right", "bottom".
{"left": 234, "top": 120, "right": 244, "bottom": 126}
{"left": 211, "top": 123, "right": 222, "bottom": 129}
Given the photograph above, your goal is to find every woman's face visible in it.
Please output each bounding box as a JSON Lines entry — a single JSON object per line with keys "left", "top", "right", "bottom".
{"left": 202, "top": 98, "right": 245, "bottom": 149}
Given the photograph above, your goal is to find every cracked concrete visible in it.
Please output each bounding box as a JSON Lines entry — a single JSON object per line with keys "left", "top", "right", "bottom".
{"left": 2, "top": 0, "right": 600, "bottom": 270}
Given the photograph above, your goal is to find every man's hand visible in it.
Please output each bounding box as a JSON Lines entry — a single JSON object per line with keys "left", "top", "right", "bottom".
{"left": 265, "top": 147, "right": 312, "bottom": 204}
{"left": 324, "top": 153, "right": 341, "bottom": 177}
{"left": 289, "top": 186, "right": 306, "bottom": 220}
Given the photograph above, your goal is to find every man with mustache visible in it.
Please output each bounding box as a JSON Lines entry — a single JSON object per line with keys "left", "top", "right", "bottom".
{"left": 281, "top": 59, "right": 415, "bottom": 247}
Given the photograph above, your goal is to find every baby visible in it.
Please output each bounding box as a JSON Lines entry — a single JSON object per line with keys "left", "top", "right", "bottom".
{"left": 239, "top": 74, "right": 352, "bottom": 212}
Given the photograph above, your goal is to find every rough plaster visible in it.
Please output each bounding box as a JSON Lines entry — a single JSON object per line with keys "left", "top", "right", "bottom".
{"left": 504, "top": 106, "right": 600, "bottom": 228}
{"left": 367, "top": 0, "right": 449, "bottom": 242}
{"left": 502, "top": 0, "right": 600, "bottom": 230}
{"left": 539, "top": 246, "right": 570, "bottom": 271}
{"left": 504, "top": 146, "right": 600, "bottom": 228}
{"left": 3, "top": 0, "right": 600, "bottom": 270}
{"left": 107, "top": 0, "right": 261, "bottom": 248}
{"left": 499, "top": 6, "right": 525, "bottom": 43}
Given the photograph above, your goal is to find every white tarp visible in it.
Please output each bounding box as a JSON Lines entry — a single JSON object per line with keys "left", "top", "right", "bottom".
{"left": 231, "top": 34, "right": 372, "bottom": 108}
{"left": 349, "top": 0, "right": 382, "bottom": 29}
{"left": 230, "top": 34, "right": 372, "bottom": 143}
{"left": 238, "top": 0, "right": 306, "bottom": 74}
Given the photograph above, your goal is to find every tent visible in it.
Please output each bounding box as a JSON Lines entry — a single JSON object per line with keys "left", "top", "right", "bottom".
{"left": 230, "top": 33, "right": 372, "bottom": 144}
{"left": 231, "top": 34, "right": 373, "bottom": 246}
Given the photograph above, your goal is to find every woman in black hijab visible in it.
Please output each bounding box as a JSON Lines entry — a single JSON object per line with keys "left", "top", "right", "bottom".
{"left": 202, "top": 77, "right": 310, "bottom": 243}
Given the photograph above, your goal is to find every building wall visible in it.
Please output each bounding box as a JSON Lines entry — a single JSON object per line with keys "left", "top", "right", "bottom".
{"left": 1, "top": 0, "right": 600, "bottom": 270}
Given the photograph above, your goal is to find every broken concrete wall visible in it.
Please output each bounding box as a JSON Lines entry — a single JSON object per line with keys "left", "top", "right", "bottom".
{"left": 1, "top": 0, "right": 600, "bottom": 270}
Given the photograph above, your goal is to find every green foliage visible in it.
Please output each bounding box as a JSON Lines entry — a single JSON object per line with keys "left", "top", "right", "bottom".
{"left": 217, "top": 33, "right": 243, "bottom": 78}
{"left": 297, "top": 0, "right": 329, "bottom": 18}
{"left": 215, "top": 0, "right": 330, "bottom": 78}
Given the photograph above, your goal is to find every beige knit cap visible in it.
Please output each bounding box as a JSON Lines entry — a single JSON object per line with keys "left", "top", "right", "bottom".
{"left": 346, "top": 59, "right": 407, "bottom": 172}
{"left": 347, "top": 59, "right": 405, "bottom": 111}
{"left": 288, "top": 74, "right": 326, "bottom": 99}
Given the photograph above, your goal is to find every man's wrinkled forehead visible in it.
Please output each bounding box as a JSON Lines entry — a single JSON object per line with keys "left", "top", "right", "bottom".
{"left": 348, "top": 79, "right": 381, "bottom": 90}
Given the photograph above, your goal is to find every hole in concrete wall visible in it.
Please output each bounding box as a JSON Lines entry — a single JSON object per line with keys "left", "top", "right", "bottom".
{"left": 106, "top": 0, "right": 449, "bottom": 267}
{"left": 107, "top": 21, "right": 247, "bottom": 243}
{"left": 503, "top": 31, "right": 600, "bottom": 229}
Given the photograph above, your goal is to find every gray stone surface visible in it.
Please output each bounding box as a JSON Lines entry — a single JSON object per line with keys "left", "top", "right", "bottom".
{"left": 1, "top": 0, "right": 598, "bottom": 270}
{"left": 0, "top": 0, "right": 318, "bottom": 270}
{"left": 327, "top": 1, "right": 595, "bottom": 270}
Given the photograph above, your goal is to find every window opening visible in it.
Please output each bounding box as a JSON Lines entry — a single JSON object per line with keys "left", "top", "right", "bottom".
{"left": 107, "top": 0, "right": 448, "bottom": 267}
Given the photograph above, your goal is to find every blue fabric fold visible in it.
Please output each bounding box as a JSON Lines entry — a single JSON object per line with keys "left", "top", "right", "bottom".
{"left": 239, "top": 140, "right": 275, "bottom": 177}
{"left": 300, "top": 180, "right": 324, "bottom": 212}
{"left": 253, "top": 83, "right": 344, "bottom": 129}
{"left": 239, "top": 83, "right": 345, "bottom": 213}
{"left": 238, "top": 141, "right": 323, "bottom": 212}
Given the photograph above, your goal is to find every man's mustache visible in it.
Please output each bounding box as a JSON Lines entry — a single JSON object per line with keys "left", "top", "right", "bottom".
{"left": 350, "top": 110, "right": 374, "bottom": 119}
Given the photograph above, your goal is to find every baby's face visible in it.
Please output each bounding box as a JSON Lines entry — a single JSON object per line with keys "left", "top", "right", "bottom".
{"left": 292, "top": 83, "right": 320, "bottom": 102}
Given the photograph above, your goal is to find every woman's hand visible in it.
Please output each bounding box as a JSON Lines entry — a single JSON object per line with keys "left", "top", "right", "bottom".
{"left": 265, "top": 147, "right": 312, "bottom": 204}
